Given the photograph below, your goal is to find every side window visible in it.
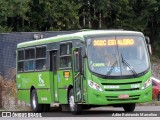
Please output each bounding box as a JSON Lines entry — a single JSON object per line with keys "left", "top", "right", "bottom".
{"left": 24, "top": 48, "right": 35, "bottom": 71}
{"left": 74, "top": 51, "right": 80, "bottom": 72}
{"left": 60, "top": 43, "right": 72, "bottom": 55}
{"left": 35, "top": 47, "right": 46, "bottom": 70}
{"left": 18, "top": 50, "right": 24, "bottom": 72}
{"left": 60, "top": 43, "right": 72, "bottom": 68}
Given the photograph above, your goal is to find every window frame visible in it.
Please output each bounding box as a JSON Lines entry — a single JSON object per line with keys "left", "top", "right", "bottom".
{"left": 35, "top": 45, "right": 47, "bottom": 71}
{"left": 74, "top": 51, "right": 80, "bottom": 72}
{"left": 59, "top": 42, "right": 72, "bottom": 69}
{"left": 24, "top": 47, "right": 35, "bottom": 60}
{"left": 24, "top": 47, "right": 35, "bottom": 72}
{"left": 17, "top": 49, "right": 25, "bottom": 72}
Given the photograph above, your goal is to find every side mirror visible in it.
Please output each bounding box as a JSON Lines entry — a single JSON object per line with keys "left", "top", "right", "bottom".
{"left": 145, "top": 36, "right": 152, "bottom": 55}
{"left": 147, "top": 44, "right": 152, "bottom": 55}
{"left": 145, "top": 36, "right": 150, "bottom": 44}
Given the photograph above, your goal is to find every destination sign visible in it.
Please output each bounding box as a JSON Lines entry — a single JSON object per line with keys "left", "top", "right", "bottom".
{"left": 93, "top": 39, "right": 134, "bottom": 46}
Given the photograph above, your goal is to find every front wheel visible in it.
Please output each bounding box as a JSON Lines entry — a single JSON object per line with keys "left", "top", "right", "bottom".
{"left": 30, "top": 89, "right": 44, "bottom": 112}
{"left": 69, "top": 89, "right": 82, "bottom": 114}
{"left": 123, "top": 103, "right": 136, "bottom": 112}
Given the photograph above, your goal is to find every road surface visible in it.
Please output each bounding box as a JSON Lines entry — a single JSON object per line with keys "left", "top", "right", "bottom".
{"left": 0, "top": 106, "right": 159, "bottom": 120}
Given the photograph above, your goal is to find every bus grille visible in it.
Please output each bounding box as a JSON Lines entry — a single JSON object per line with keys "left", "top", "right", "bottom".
{"left": 106, "top": 95, "right": 140, "bottom": 101}
{"left": 102, "top": 81, "right": 142, "bottom": 91}
{"left": 104, "top": 88, "right": 139, "bottom": 91}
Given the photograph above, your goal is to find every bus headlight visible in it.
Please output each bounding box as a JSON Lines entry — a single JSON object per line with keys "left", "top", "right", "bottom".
{"left": 88, "top": 80, "right": 103, "bottom": 91}
{"left": 141, "top": 78, "right": 152, "bottom": 90}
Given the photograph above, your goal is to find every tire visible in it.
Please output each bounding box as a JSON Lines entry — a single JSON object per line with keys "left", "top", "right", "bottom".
{"left": 68, "top": 89, "right": 82, "bottom": 114}
{"left": 158, "top": 94, "right": 160, "bottom": 101}
{"left": 30, "top": 89, "right": 44, "bottom": 112}
{"left": 123, "top": 103, "right": 136, "bottom": 112}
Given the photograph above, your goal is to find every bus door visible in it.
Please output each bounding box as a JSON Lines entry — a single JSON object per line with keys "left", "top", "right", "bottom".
{"left": 50, "top": 50, "right": 59, "bottom": 102}
{"left": 72, "top": 48, "right": 83, "bottom": 102}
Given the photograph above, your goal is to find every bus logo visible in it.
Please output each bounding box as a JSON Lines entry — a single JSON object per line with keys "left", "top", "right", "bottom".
{"left": 38, "top": 74, "right": 45, "bottom": 87}
{"left": 104, "top": 85, "right": 120, "bottom": 89}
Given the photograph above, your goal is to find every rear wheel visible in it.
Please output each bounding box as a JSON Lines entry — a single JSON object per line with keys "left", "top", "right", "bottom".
{"left": 69, "top": 89, "right": 82, "bottom": 114}
{"left": 30, "top": 89, "right": 44, "bottom": 112}
{"left": 158, "top": 94, "right": 160, "bottom": 101}
{"left": 123, "top": 103, "right": 136, "bottom": 112}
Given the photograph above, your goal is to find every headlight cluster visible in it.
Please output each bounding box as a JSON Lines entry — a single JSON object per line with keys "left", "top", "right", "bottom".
{"left": 88, "top": 80, "right": 103, "bottom": 91}
{"left": 141, "top": 78, "right": 152, "bottom": 90}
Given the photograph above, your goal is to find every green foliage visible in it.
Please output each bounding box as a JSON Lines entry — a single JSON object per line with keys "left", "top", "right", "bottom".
{"left": 28, "top": 0, "right": 81, "bottom": 31}
{"left": 0, "top": 0, "right": 30, "bottom": 32}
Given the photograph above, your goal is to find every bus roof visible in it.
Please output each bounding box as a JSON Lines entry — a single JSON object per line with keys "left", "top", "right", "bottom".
{"left": 17, "top": 30, "right": 143, "bottom": 48}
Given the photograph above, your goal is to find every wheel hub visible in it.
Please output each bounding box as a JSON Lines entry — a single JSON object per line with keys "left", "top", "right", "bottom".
{"left": 32, "top": 94, "right": 36, "bottom": 109}
{"left": 69, "top": 95, "right": 75, "bottom": 111}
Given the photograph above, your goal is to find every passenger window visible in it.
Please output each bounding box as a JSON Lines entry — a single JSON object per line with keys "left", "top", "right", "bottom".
{"left": 18, "top": 50, "right": 24, "bottom": 60}
{"left": 60, "top": 43, "right": 72, "bottom": 68}
{"left": 24, "top": 48, "right": 35, "bottom": 71}
{"left": 36, "top": 47, "right": 46, "bottom": 58}
{"left": 35, "top": 46, "right": 46, "bottom": 70}
{"left": 25, "top": 48, "right": 35, "bottom": 59}
{"left": 17, "top": 50, "right": 24, "bottom": 72}
{"left": 24, "top": 60, "right": 35, "bottom": 71}
{"left": 60, "top": 56, "right": 71, "bottom": 68}
{"left": 60, "top": 43, "right": 72, "bottom": 55}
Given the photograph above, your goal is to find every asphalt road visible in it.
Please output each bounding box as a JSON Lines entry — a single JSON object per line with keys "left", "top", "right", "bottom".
{"left": 0, "top": 106, "right": 160, "bottom": 120}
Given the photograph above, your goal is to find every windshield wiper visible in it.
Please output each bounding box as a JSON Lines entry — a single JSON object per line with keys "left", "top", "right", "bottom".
{"left": 106, "top": 60, "right": 118, "bottom": 76}
{"left": 121, "top": 54, "right": 137, "bottom": 76}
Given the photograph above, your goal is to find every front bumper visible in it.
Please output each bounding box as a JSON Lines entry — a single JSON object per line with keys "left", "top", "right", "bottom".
{"left": 87, "top": 85, "right": 152, "bottom": 105}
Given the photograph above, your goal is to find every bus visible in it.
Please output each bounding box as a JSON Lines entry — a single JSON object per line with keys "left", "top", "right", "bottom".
{"left": 16, "top": 30, "right": 152, "bottom": 114}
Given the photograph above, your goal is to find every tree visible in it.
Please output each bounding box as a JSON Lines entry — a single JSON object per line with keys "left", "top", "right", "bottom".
{"left": 28, "top": 0, "right": 81, "bottom": 31}
{"left": 0, "top": 0, "right": 30, "bottom": 32}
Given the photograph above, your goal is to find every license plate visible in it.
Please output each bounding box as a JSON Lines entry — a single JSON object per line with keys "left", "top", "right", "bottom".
{"left": 118, "top": 94, "right": 129, "bottom": 99}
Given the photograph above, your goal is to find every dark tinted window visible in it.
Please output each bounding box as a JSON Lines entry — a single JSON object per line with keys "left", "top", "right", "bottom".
{"left": 60, "top": 56, "right": 71, "bottom": 68}
{"left": 60, "top": 43, "right": 72, "bottom": 55}
{"left": 35, "top": 46, "right": 46, "bottom": 71}
{"left": 24, "top": 60, "right": 35, "bottom": 71}
{"left": 18, "top": 50, "right": 24, "bottom": 72}
{"left": 36, "top": 59, "right": 46, "bottom": 70}
{"left": 60, "top": 43, "right": 72, "bottom": 68}
{"left": 18, "top": 62, "right": 24, "bottom": 71}
{"left": 25, "top": 48, "right": 35, "bottom": 59}
{"left": 18, "top": 50, "right": 24, "bottom": 60}
{"left": 36, "top": 47, "right": 46, "bottom": 58}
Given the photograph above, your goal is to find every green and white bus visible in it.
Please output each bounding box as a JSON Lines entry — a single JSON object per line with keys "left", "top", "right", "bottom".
{"left": 16, "top": 30, "right": 152, "bottom": 114}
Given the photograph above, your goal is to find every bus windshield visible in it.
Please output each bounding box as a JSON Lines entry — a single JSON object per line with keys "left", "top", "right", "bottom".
{"left": 87, "top": 35, "right": 149, "bottom": 77}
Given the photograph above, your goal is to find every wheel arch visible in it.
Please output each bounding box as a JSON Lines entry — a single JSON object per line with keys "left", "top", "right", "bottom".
{"left": 67, "top": 85, "right": 73, "bottom": 103}
{"left": 30, "top": 86, "right": 35, "bottom": 93}
{"left": 30, "top": 86, "right": 35, "bottom": 100}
